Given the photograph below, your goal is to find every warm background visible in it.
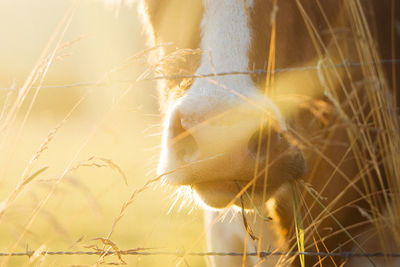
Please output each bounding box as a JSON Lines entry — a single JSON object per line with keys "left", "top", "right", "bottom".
{"left": 0, "top": 1, "right": 205, "bottom": 266}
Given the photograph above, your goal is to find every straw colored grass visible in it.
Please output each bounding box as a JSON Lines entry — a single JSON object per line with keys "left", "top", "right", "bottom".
{"left": 0, "top": 1, "right": 205, "bottom": 266}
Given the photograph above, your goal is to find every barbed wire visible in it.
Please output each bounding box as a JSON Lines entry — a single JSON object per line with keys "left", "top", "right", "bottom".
{"left": 144, "top": 58, "right": 400, "bottom": 81}
{"left": 2, "top": 249, "right": 400, "bottom": 258}
{"left": 1, "top": 58, "right": 399, "bottom": 91}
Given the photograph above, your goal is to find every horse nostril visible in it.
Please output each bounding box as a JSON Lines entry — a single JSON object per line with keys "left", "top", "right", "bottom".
{"left": 247, "top": 126, "right": 280, "bottom": 160}
{"left": 169, "top": 111, "right": 199, "bottom": 162}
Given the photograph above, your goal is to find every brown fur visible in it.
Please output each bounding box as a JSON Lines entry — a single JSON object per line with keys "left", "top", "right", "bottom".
{"left": 140, "top": 0, "right": 203, "bottom": 108}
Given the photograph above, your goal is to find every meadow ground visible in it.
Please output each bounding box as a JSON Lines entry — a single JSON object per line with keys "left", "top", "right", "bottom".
{"left": 0, "top": 1, "right": 205, "bottom": 266}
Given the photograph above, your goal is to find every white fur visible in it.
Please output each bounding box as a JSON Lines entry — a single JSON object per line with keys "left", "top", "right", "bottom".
{"left": 178, "top": 0, "right": 285, "bottom": 129}
{"left": 185, "top": 0, "right": 255, "bottom": 100}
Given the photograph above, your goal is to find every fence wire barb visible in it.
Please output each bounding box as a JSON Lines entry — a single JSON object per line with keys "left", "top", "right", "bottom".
{"left": 141, "top": 58, "right": 400, "bottom": 81}
{"left": 2, "top": 249, "right": 400, "bottom": 258}
{"left": 1, "top": 58, "right": 399, "bottom": 91}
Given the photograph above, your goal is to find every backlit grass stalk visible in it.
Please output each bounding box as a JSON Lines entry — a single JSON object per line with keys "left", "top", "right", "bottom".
{"left": 291, "top": 183, "right": 305, "bottom": 267}
{"left": 302, "top": 181, "right": 377, "bottom": 267}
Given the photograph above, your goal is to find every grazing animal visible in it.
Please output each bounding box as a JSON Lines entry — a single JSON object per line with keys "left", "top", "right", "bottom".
{"left": 137, "top": 0, "right": 400, "bottom": 266}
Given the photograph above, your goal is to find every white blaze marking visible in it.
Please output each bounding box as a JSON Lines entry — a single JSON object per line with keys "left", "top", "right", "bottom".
{"left": 191, "top": 0, "right": 255, "bottom": 97}
{"left": 200, "top": 0, "right": 254, "bottom": 74}
{"left": 178, "top": 0, "right": 286, "bottom": 130}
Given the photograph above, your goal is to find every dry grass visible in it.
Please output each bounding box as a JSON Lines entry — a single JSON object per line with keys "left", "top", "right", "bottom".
{"left": 0, "top": 1, "right": 205, "bottom": 266}
{"left": 1, "top": 1, "right": 398, "bottom": 267}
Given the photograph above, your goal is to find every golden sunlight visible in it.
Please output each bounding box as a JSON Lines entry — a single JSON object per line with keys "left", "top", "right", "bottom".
{"left": 0, "top": 1, "right": 204, "bottom": 266}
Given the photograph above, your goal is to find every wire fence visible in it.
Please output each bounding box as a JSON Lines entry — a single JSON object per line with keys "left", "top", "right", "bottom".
{"left": 2, "top": 249, "right": 400, "bottom": 258}
{"left": 140, "top": 58, "right": 400, "bottom": 81}
{"left": 1, "top": 58, "right": 399, "bottom": 91}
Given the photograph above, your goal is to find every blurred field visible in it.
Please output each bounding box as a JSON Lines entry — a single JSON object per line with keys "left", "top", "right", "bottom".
{"left": 0, "top": 1, "right": 205, "bottom": 266}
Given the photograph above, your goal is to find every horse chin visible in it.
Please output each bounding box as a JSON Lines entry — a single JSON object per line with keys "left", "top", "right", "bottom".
{"left": 192, "top": 153, "right": 306, "bottom": 209}
{"left": 162, "top": 149, "right": 307, "bottom": 210}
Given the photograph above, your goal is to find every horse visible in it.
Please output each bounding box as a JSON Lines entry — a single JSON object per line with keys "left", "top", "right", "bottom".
{"left": 136, "top": 1, "right": 400, "bottom": 266}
